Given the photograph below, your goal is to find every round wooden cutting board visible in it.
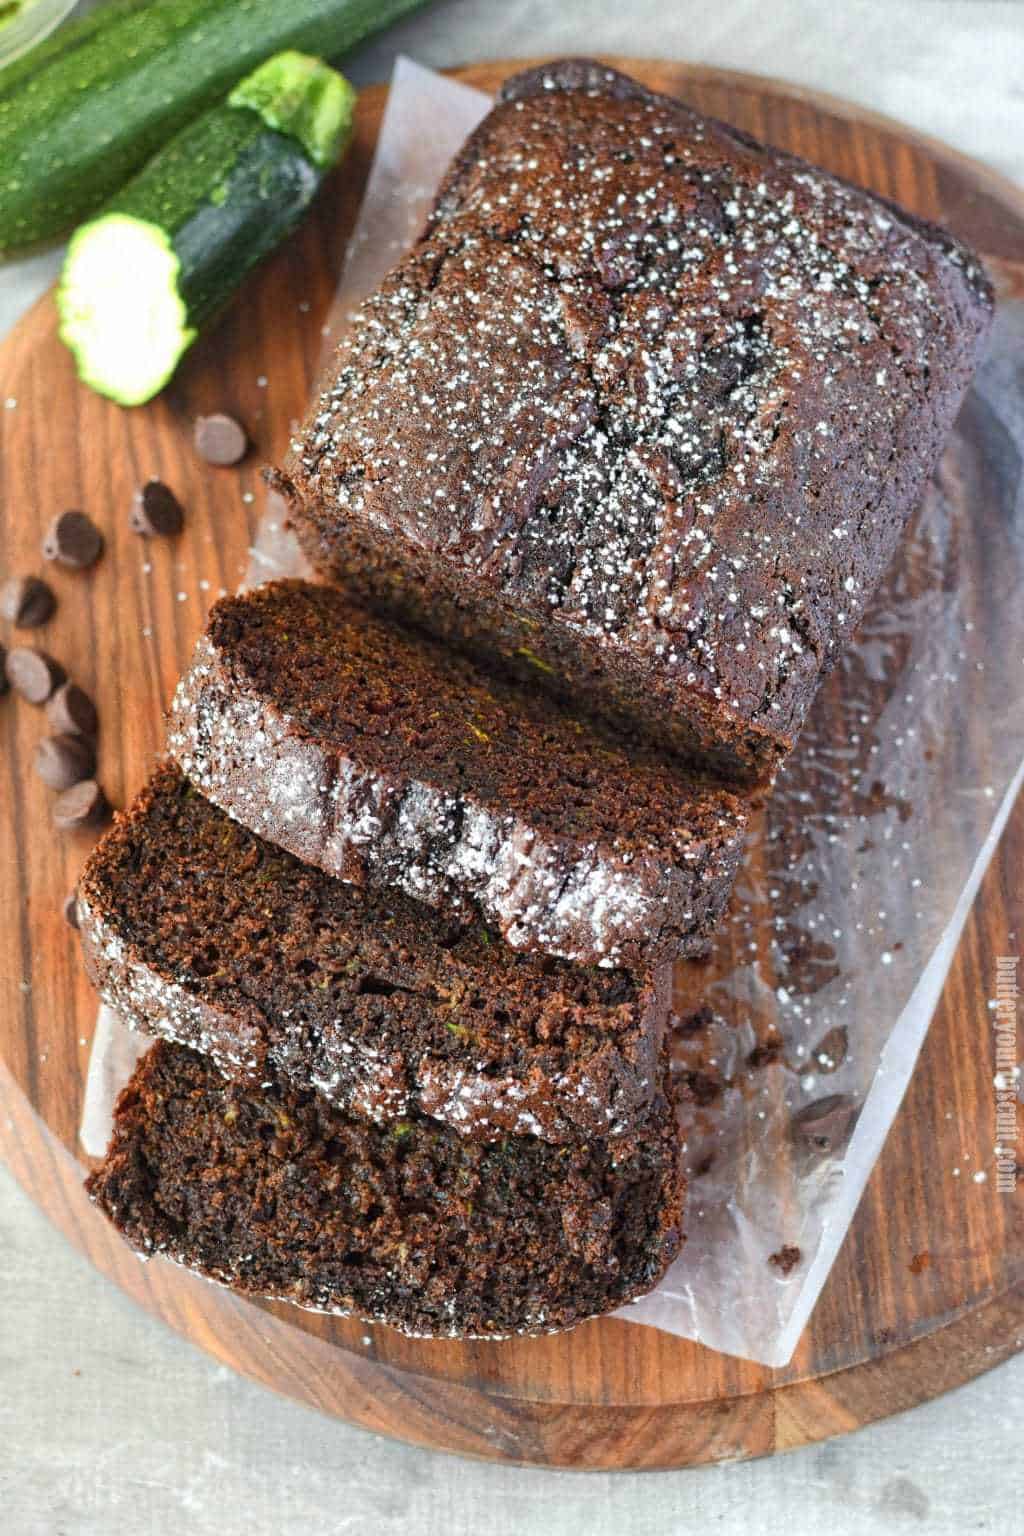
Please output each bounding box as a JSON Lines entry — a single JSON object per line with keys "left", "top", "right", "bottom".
{"left": 1, "top": 59, "right": 1023, "bottom": 1470}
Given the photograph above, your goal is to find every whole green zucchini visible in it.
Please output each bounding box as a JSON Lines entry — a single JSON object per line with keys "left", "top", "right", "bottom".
{"left": 0, "top": 0, "right": 427, "bottom": 253}
{"left": 58, "top": 51, "right": 355, "bottom": 405}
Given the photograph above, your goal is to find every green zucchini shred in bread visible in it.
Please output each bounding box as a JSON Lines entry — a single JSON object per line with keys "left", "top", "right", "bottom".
{"left": 86, "top": 1040, "right": 685, "bottom": 1338}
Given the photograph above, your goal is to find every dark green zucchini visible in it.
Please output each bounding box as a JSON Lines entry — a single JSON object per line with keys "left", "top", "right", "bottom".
{"left": 0, "top": 0, "right": 427, "bottom": 252}
{"left": 0, "top": 0, "right": 149, "bottom": 99}
{"left": 57, "top": 51, "right": 355, "bottom": 405}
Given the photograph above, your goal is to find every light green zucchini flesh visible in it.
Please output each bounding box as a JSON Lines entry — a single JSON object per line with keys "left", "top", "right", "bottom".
{"left": 57, "top": 52, "right": 355, "bottom": 406}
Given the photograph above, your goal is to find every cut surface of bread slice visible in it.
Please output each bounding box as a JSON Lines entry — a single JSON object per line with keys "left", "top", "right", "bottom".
{"left": 168, "top": 580, "right": 748, "bottom": 970}
{"left": 78, "top": 763, "right": 675, "bottom": 1143}
{"left": 86, "top": 1041, "right": 685, "bottom": 1339}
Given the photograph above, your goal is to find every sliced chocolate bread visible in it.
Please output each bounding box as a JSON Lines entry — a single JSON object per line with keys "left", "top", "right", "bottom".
{"left": 86, "top": 1041, "right": 685, "bottom": 1337}
{"left": 278, "top": 59, "right": 992, "bottom": 787}
{"left": 78, "top": 763, "right": 675, "bottom": 1143}
{"left": 167, "top": 580, "right": 747, "bottom": 971}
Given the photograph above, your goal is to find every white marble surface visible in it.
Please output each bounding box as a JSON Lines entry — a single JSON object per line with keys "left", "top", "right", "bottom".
{"left": 3, "top": 1, "right": 1024, "bottom": 1530}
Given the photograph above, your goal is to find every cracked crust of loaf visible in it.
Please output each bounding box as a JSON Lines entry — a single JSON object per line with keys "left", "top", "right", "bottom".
{"left": 280, "top": 58, "right": 993, "bottom": 787}
{"left": 85, "top": 1041, "right": 686, "bottom": 1339}
{"left": 77, "top": 763, "right": 676, "bottom": 1144}
{"left": 166, "top": 581, "right": 747, "bottom": 971}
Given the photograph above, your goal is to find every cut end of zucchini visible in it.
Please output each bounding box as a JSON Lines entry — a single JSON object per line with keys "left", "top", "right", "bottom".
{"left": 229, "top": 50, "right": 356, "bottom": 170}
{"left": 57, "top": 214, "right": 196, "bottom": 407}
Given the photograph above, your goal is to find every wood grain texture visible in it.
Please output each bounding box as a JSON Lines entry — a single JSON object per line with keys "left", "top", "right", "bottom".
{"left": 1, "top": 59, "right": 1022, "bottom": 1470}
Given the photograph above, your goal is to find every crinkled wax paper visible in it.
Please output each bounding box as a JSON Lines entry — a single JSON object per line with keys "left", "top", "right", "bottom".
{"left": 83, "top": 59, "right": 1024, "bottom": 1367}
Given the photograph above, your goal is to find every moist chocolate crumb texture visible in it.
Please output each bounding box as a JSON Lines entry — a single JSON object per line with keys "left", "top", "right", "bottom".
{"left": 86, "top": 1040, "right": 685, "bottom": 1337}
{"left": 78, "top": 763, "right": 676, "bottom": 1143}
{"left": 167, "top": 581, "right": 747, "bottom": 971}
{"left": 278, "top": 59, "right": 993, "bottom": 787}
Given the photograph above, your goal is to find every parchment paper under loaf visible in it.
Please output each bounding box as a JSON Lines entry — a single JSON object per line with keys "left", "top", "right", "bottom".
{"left": 83, "top": 59, "right": 1024, "bottom": 1367}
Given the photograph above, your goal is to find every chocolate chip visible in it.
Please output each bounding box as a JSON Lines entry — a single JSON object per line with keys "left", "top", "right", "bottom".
{"left": 43, "top": 510, "right": 104, "bottom": 570}
{"left": 131, "top": 480, "right": 184, "bottom": 537}
{"left": 685, "top": 1068, "right": 722, "bottom": 1106}
{"left": 5, "top": 646, "right": 65, "bottom": 703}
{"left": 63, "top": 889, "right": 80, "bottom": 929}
{"left": 1, "top": 575, "right": 55, "bottom": 628}
{"left": 768, "top": 1244, "right": 802, "bottom": 1276}
{"left": 811, "top": 1025, "right": 848, "bottom": 1074}
{"left": 748, "top": 1032, "right": 783, "bottom": 1069}
{"left": 791, "top": 1093, "right": 858, "bottom": 1155}
{"left": 194, "top": 413, "right": 247, "bottom": 466}
{"left": 0, "top": 645, "right": 7, "bottom": 695}
{"left": 53, "top": 778, "right": 109, "bottom": 831}
{"left": 46, "top": 681, "right": 98, "bottom": 738}
{"left": 677, "top": 1004, "right": 714, "bottom": 1036}
{"left": 34, "top": 732, "right": 96, "bottom": 790}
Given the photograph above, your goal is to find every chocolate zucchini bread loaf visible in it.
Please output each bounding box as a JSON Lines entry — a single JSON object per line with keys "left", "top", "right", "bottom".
{"left": 167, "top": 580, "right": 746, "bottom": 970}
{"left": 279, "top": 58, "right": 993, "bottom": 786}
{"left": 86, "top": 1040, "right": 685, "bottom": 1337}
{"left": 78, "top": 763, "right": 674, "bottom": 1143}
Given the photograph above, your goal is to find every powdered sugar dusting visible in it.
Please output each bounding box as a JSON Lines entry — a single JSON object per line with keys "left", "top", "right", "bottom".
{"left": 293, "top": 61, "right": 989, "bottom": 769}
{"left": 166, "top": 603, "right": 744, "bottom": 971}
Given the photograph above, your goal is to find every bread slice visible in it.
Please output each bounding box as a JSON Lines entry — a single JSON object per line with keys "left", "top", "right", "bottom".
{"left": 86, "top": 1040, "right": 685, "bottom": 1338}
{"left": 167, "top": 580, "right": 747, "bottom": 971}
{"left": 78, "top": 763, "right": 676, "bottom": 1143}
{"left": 278, "top": 58, "right": 992, "bottom": 787}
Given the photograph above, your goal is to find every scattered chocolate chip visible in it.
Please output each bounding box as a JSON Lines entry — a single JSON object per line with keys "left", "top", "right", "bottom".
{"left": 53, "top": 778, "right": 109, "bottom": 831}
{"left": 791, "top": 1093, "right": 859, "bottom": 1155}
{"left": 131, "top": 479, "right": 184, "bottom": 537}
{"left": 5, "top": 645, "right": 65, "bottom": 703}
{"left": 677, "top": 1004, "right": 714, "bottom": 1037}
{"left": 34, "top": 732, "right": 96, "bottom": 791}
{"left": 811, "top": 1025, "right": 848, "bottom": 1074}
{"left": 768, "top": 1244, "right": 802, "bottom": 1276}
{"left": 63, "top": 889, "right": 80, "bottom": 929}
{"left": 43, "top": 510, "right": 104, "bottom": 570}
{"left": 748, "top": 1032, "right": 783, "bottom": 1070}
{"left": 194, "top": 412, "right": 247, "bottom": 466}
{"left": 0, "top": 645, "right": 7, "bottom": 695}
{"left": 1, "top": 575, "right": 55, "bottom": 628}
{"left": 684, "top": 1068, "right": 722, "bottom": 1107}
{"left": 46, "top": 681, "right": 98, "bottom": 738}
